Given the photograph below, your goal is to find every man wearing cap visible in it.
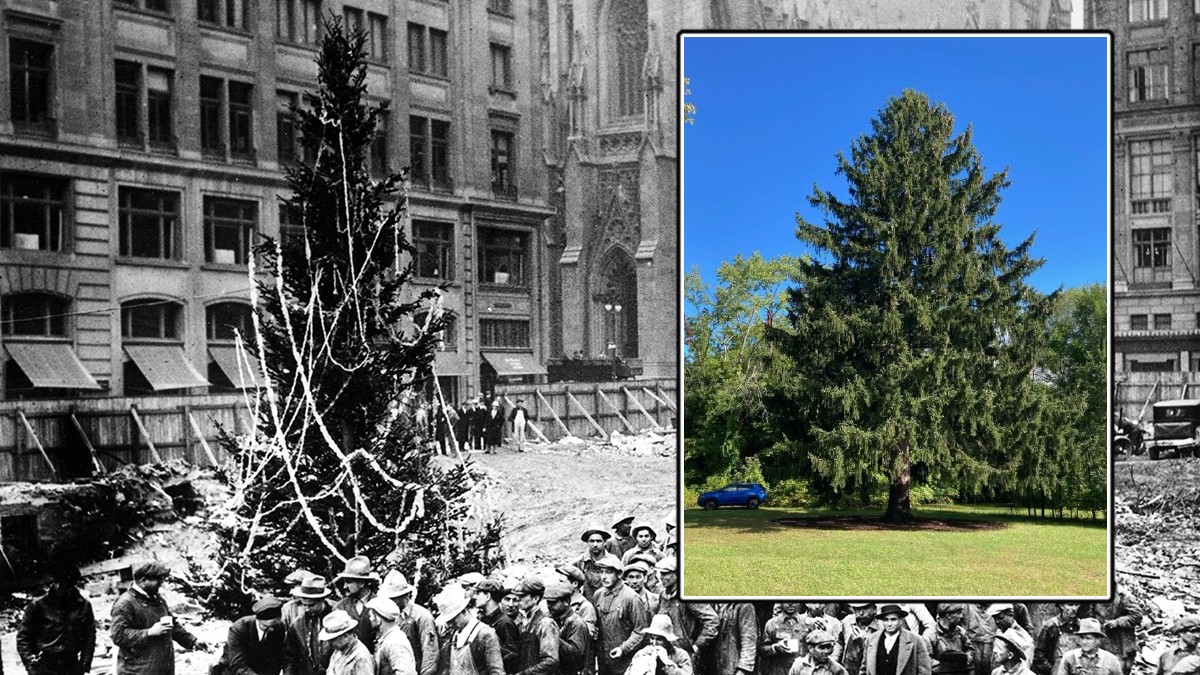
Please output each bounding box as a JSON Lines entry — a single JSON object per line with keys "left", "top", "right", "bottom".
{"left": 714, "top": 603, "right": 758, "bottom": 675}
{"left": 366, "top": 596, "right": 416, "bottom": 675}
{"left": 842, "top": 603, "right": 880, "bottom": 675}
{"left": 759, "top": 603, "right": 805, "bottom": 675}
{"left": 282, "top": 570, "right": 314, "bottom": 629}
{"left": 1051, "top": 619, "right": 1121, "bottom": 675}
{"left": 987, "top": 607, "right": 1032, "bottom": 666}
{"left": 436, "top": 583, "right": 506, "bottom": 675}
{"left": 546, "top": 581, "right": 593, "bottom": 675}
{"left": 800, "top": 605, "right": 843, "bottom": 661}
{"left": 790, "top": 630, "right": 847, "bottom": 675}
{"left": 16, "top": 562, "right": 95, "bottom": 675}
{"left": 514, "top": 577, "right": 561, "bottom": 675}
{"left": 1158, "top": 615, "right": 1200, "bottom": 675}
{"left": 555, "top": 564, "right": 599, "bottom": 642}
{"left": 211, "top": 597, "right": 286, "bottom": 675}
{"left": 336, "top": 556, "right": 383, "bottom": 653}
{"left": 283, "top": 574, "right": 337, "bottom": 675}
{"left": 1090, "top": 591, "right": 1144, "bottom": 675}
{"left": 508, "top": 399, "right": 530, "bottom": 452}
{"left": 321, "top": 609, "right": 376, "bottom": 675}
{"left": 625, "top": 553, "right": 662, "bottom": 595}
{"left": 993, "top": 629, "right": 1035, "bottom": 675}
{"left": 931, "top": 605, "right": 973, "bottom": 672}
{"left": 110, "top": 561, "right": 207, "bottom": 675}
{"left": 474, "top": 578, "right": 521, "bottom": 673}
{"left": 594, "top": 554, "right": 651, "bottom": 675}
{"left": 859, "top": 605, "right": 931, "bottom": 675}
{"left": 1033, "top": 604, "right": 1083, "bottom": 675}
{"left": 574, "top": 528, "right": 617, "bottom": 600}
{"left": 381, "top": 570, "right": 441, "bottom": 675}
{"left": 620, "top": 525, "right": 663, "bottom": 565}
{"left": 612, "top": 518, "right": 636, "bottom": 557}
{"left": 655, "top": 557, "right": 719, "bottom": 663}
{"left": 621, "top": 562, "right": 658, "bottom": 615}
{"left": 628, "top": 615, "right": 693, "bottom": 675}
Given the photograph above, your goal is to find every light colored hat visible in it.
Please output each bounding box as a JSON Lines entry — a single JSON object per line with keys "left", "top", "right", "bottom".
{"left": 284, "top": 569, "right": 313, "bottom": 586}
{"left": 849, "top": 602, "right": 876, "bottom": 609}
{"left": 366, "top": 596, "right": 400, "bottom": 622}
{"left": 986, "top": 604, "right": 1014, "bottom": 616}
{"left": 594, "top": 554, "right": 624, "bottom": 571}
{"left": 654, "top": 557, "right": 677, "bottom": 574}
{"left": 1173, "top": 615, "right": 1200, "bottom": 634}
{"left": 291, "top": 575, "right": 333, "bottom": 599}
{"left": 434, "top": 583, "right": 471, "bottom": 627}
{"left": 380, "top": 570, "right": 416, "bottom": 598}
{"left": 458, "top": 572, "right": 486, "bottom": 589}
{"left": 612, "top": 516, "right": 635, "bottom": 529}
{"left": 631, "top": 523, "right": 657, "bottom": 540}
{"left": 994, "top": 628, "right": 1031, "bottom": 661}
{"left": 318, "top": 610, "right": 359, "bottom": 641}
{"left": 621, "top": 561, "right": 651, "bottom": 578}
{"left": 806, "top": 629, "right": 836, "bottom": 646}
{"left": 1076, "top": 618, "right": 1105, "bottom": 638}
{"left": 643, "top": 614, "right": 678, "bottom": 642}
{"left": 335, "top": 556, "right": 381, "bottom": 584}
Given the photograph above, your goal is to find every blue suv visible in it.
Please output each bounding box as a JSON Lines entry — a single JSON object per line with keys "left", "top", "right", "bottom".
{"left": 698, "top": 482, "right": 768, "bottom": 510}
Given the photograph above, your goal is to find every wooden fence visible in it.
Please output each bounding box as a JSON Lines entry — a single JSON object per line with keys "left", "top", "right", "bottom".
{"left": 493, "top": 378, "right": 677, "bottom": 441}
{"left": 1116, "top": 372, "right": 1200, "bottom": 421}
{"left": 0, "top": 394, "right": 253, "bottom": 483}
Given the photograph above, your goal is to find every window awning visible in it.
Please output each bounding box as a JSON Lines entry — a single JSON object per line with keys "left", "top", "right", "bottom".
{"left": 432, "top": 350, "right": 468, "bottom": 376}
{"left": 208, "top": 346, "right": 265, "bottom": 388}
{"left": 5, "top": 342, "right": 102, "bottom": 389}
{"left": 481, "top": 351, "right": 547, "bottom": 376}
{"left": 124, "top": 345, "right": 210, "bottom": 391}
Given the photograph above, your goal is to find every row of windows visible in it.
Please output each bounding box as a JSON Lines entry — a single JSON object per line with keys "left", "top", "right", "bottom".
{"left": 2, "top": 295, "right": 253, "bottom": 341}
{"left": 1125, "top": 0, "right": 1200, "bottom": 22}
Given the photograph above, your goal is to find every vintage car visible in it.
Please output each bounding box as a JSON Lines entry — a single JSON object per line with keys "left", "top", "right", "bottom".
{"left": 1145, "top": 399, "right": 1200, "bottom": 460}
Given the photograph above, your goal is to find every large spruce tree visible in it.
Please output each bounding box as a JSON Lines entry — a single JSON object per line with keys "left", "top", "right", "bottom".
{"left": 770, "top": 90, "right": 1057, "bottom": 521}
{"left": 208, "top": 17, "right": 501, "bottom": 615}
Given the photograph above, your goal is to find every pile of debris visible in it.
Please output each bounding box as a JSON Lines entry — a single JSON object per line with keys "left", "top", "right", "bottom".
{"left": 546, "top": 428, "right": 676, "bottom": 457}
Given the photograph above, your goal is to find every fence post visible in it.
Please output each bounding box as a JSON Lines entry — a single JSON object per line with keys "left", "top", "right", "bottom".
{"left": 183, "top": 404, "right": 193, "bottom": 462}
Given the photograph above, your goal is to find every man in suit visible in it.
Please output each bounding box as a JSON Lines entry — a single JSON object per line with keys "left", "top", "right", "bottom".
{"left": 860, "top": 605, "right": 931, "bottom": 675}
{"left": 212, "top": 597, "right": 286, "bottom": 675}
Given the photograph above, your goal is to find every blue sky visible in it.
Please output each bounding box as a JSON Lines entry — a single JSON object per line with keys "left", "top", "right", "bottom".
{"left": 682, "top": 35, "right": 1109, "bottom": 309}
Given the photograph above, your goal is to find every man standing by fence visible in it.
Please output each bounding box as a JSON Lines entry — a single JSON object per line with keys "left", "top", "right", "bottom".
{"left": 509, "top": 399, "right": 530, "bottom": 452}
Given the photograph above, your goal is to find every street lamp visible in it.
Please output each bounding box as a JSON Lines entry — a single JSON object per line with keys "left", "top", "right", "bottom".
{"left": 603, "top": 301, "right": 622, "bottom": 380}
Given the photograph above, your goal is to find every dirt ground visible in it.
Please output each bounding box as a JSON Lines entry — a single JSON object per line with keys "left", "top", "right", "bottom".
{"left": 770, "top": 515, "right": 1008, "bottom": 531}
{"left": 0, "top": 430, "right": 675, "bottom": 674}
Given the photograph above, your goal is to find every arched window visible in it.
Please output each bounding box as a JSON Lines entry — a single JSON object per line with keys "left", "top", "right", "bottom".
{"left": 596, "top": 249, "right": 638, "bottom": 358}
{"left": 120, "top": 298, "right": 206, "bottom": 395}
{"left": 607, "top": 0, "right": 647, "bottom": 119}
{"left": 206, "top": 302, "right": 255, "bottom": 342}
{"left": 2, "top": 292, "right": 68, "bottom": 337}
{"left": 121, "top": 298, "right": 181, "bottom": 340}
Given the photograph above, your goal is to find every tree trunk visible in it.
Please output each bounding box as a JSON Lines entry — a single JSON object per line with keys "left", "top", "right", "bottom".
{"left": 883, "top": 439, "right": 914, "bottom": 521}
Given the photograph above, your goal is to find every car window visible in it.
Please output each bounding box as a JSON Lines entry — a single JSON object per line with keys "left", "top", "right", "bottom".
{"left": 721, "top": 486, "right": 737, "bottom": 492}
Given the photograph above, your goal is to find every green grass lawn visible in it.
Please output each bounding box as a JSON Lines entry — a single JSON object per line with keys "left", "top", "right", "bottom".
{"left": 682, "top": 504, "right": 1108, "bottom": 597}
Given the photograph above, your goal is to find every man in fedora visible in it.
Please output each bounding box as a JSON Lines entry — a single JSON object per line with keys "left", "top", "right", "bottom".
{"left": 986, "top": 607, "right": 1032, "bottom": 665}
{"left": 859, "top": 604, "right": 930, "bottom": 675}
{"left": 1158, "top": 615, "right": 1200, "bottom": 675}
{"left": 336, "top": 556, "right": 383, "bottom": 653}
{"left": 628, "top": 615, "right": 693, "bottom": 675}
{"left": 655, "top": 557, "right": 718, "bottom": 661}
{"left": 16, "top": 561, "right": 95, "bottom": 675}
{"left": 759, "top": 603, "right": 804, "bottom": 675}
{"left": 1033, "top": 604, "right": 1083, "bottom": 675}
{"left": 513, "top": 577, "right": 561, "bottom": 675}
{"left": 546, "top": 581, "right": 592, "bottom": 675}
{"left": 931, "top": 652, "right": 971, "bottom": 675}
{"left": 993, "top": 629, "right": 1035, "bottom": 675}
{"left": 620, "top": 524, "right": 663, "bottom": 565}
{"left": 380, "top": 570, "right": 440, "bottom": 675}
{"left": 508, "top": 398, "right": 530, "bottom": 452}
{"left": 474, "top": 578, "right": 520, "bottom": 673}
{"left": 842, "top": 603, "right": 881, "bottom": 675}
{"left": 110, "top": 560, "right": 207, "bottom": 675}
{"left": 555, "top": 564, "right": 599, "bottom": 640}
{"left": 1090, "top": 590, "right": 1144, "bottom": 675}
{"left": 282, "top": 569, "right": 315, "bottom": 628}
{"left": 714, "top": 603, "right": 758, "bottom": 675}
{"left": 790, "top": 630, "right": 847, "bottom": 675}
{"left": 574, "top": 528, "right": 616, "bottom": 600}
{"left": 594, "top": 553, "right": 650, "bottom": 675}
{"left": 284, "top": 574, "right": 337, "bottom": 675}
{"left": 1052, "top": 619, "right": 1121, "bottom": 675}
{"left": 435, "top": 583, "right": 505, "bottom": 675}
{"left": 365, "top": 596, "right": 416, "bottom": 675}
{"left": 320, "top": 609, "right": 375, "bottom": 675}
{"left": 210, "top": 597, "right": 286, "bottom": 675}
{"left": 611, "top": 517, "right": 636, "bottom": 557}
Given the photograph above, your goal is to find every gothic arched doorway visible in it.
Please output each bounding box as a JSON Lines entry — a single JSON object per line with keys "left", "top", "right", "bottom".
{"left": 594, "top": 248, "right": 638, "bottom": 359}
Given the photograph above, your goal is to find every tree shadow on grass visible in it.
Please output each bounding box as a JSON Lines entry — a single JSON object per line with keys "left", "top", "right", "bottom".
{"left": 771, "top": 515, "right": 1007, "bottom": 531}
{"left": 684, "top": 507, "right": 1107, "bottom": 536}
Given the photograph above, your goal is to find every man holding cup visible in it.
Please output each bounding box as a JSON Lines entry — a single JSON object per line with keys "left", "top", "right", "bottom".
{"left": 110, "top": 561, "right": 208, "bottom": 675}
{"left": 759, "top": 603, "right": 805, "bottom": 675}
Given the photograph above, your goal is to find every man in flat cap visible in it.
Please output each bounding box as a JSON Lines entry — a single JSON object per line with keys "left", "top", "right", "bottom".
{"left": 336, "top": 556, "right": 383, "bottom": 653}
{"left": 842, "top": 603, "right": 880, "bottom": 675}
{"left": 283, "top": 574, "right": 337, "bottom": 675}
{"left": 655, "top": 557, "right": 718, "bottom": 663}
{"left": 574, "top": 528, "right": 617, "bottom": 600}
{"left": 759, "top": 603, "right": 805, "bottom": 675}
{"left": 620, "top": 524, "right": 663, "bottom": 565}
{"left": 993, "top": 628, "right": 1035, "bottom": 675}
{"left": 16, "top": 561, "right": 95, "bottom": 675}
{"left": 714, "top": 603, "right": 758, "bottom": 675}
{"left": 380, "top": 570, "right": 440, "bottom": 675}
{"left": 211, "top": 597, "right": 286, "bottom": 675}
{"left": 1158, "top": 615, "right": 1200, "bottom": 675}
{"left": 320, "top": 609, "right": 375, "bottom": 675}
{"left": 514, "top": 577, "right": 561, "bottom": 675}
{"left": 1051, "top": 619, "right": 1121, "bottom": 675}
{"left": 628, "top": 615, "right": 694, "bottom": 675}
{"left": 366, "top": 596, "right": 416, "bottom": 675}
{"left": 594, "top": 554, "right": 650, "bottom": 675}
{"left": 612, "top": 517, "right": 636, "bottom": 557}
{"left": 859, "top": 605, "right": 931, "bottom": 675}
{"left": 435, "top": 583, "right": 505, "bottom": 675}
{"left": 555, "top": 564, "right": 599, "bottom": 641}
{"left": 546, "top": 581, "right": 593, "bottom": 675}
{"left": 800, "top": 604, "right": 842, "bottom": 660}
{"left": 620, "top": 562, "right": 658, "bottom": 615}
{"left": 986, "top": 607, "right": 1032, "bottom": 665}
{"left": 110, "top": 560, "right": 207, "bottom": 675}
{"left": 790, "top": 630, "right": 847, "bottom": 675}
{"left": 931, "top": 605, "right": 973, "bottom": 672}
{"left": 1090, "top": 590, "right": 1144, "bottom": 675}
{"left": 1033, "top": 604, "right": 1083, "bottom": 675}
{"left": 474, "top": 578, "right": 521, "bottom": 673}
